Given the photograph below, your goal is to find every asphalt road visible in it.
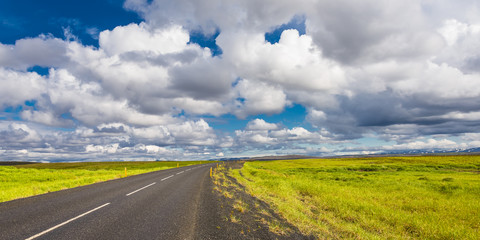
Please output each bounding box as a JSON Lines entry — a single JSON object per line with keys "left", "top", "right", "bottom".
{"left": 0, "top": 163, "right": 223, "bottom": 240}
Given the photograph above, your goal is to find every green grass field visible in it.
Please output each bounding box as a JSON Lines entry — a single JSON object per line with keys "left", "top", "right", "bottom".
{"left": 230, "top": 156, "right": 480, "bottom": 239}
{"left": 0, "top": 161, "right": 210, "bottom": 203}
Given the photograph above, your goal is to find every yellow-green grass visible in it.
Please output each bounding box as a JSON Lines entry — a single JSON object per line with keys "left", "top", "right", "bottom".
{"left": 230, "top": 156, "right": 480, "bottom": 239}
{"left": 0, "top": 161, "right": 210, "bottom": 203}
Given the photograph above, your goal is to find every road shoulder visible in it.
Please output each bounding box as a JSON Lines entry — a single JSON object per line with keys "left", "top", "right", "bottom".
{"left": 197, "top": 161, "right": 313, "bottom": 240}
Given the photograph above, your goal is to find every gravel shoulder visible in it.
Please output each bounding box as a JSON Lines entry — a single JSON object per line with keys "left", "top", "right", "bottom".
{"left": 196, "top": 161, "right": 313, "bottom": 240}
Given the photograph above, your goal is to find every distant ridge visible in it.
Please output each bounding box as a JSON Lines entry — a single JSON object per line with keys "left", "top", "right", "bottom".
{"left": 460, "top": 147, "right": 480, "bottom": 153}
{"left": 215, "top": 147, "right": 480, "bottom": 161}
{"left": 249, "top": 155, "right": 316, "bottom": 161}
{"left": 215, "top": 155, "right": 316, "bottom": 161}
{"left": 0, "top": 161, "right": 36, "bottom": 166}
{"left": 322, "top": 147, "right": 480, "bottom": 159}
{"left": 380, "top": 147, "right": 480, "bottom": 155}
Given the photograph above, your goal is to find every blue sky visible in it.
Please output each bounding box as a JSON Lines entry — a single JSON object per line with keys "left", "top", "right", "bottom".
{"left": 1, "top": 0, "right": 480, "bottom": 161}
{"left": 0, "top": 0, "right": 141, "bottom": 46}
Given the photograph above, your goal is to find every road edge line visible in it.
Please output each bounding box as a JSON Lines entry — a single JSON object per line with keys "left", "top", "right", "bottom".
{"left": 126, "top": 182, "right": 157, "bottom": 196}
{"left": 161, "top": 175, "right": 174, "bottom": 181}
{"left": 25, "top": 202, "right": 111, "bottom": 240}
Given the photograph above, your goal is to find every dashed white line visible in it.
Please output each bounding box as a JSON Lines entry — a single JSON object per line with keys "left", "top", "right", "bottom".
{"left": 126, "top": 182, "right": 156, "bottom": 196}
{"left": 176, "top": 171, "right": 184, "bottom": 175}
{"left": 26, "top": 202, "right": 111, "bottom": 240}
{"left": 161, "top": 175, "right": 174, "bottom": 181}
{"left": 185, "top": 169, "right": 191, "bottom": 171}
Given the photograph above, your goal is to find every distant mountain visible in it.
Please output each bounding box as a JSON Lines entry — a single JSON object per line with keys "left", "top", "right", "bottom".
{"left": 216, "top": 155, "right": 316, "bottom": 161}
{"left": 381, "top": 147, "right": 480, "bottom": 155}
{"left": 0, "top": 161, "right": 36, "bottom": 166}
{"left": 460, "top": 147, "right": 480, "bottom": 153}
{"left": 215, "top": 157, "right": 247, "bottom": 161}
{"left": 249, "top": 155, "right": 316, "bottom": 161}
{"left": 214, "top": 148, "right": 480, "bottom": 161}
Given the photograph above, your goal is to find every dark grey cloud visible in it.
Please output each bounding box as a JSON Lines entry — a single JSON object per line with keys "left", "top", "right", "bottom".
{"left": 169, "top": 59, "right": 233, "bottom": 100}
{"left": 0, "top": 124, "right": 47, "bottom": 149}
{"left": 94, "top": 125, "right": 126, "bottom": 133}
{"left": 305, "top": 1, "right": 440, "bottom": 65}
{"left": 119, "top": 49, "right": 200, "bottom": 66}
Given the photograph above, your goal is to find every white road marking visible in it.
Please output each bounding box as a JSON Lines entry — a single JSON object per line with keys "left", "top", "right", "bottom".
{"left": 26, "top": 202, "right": 111, "bottom": 240}
{"left": 176, "top": 171, "right": 184, "bottom": 175}
{"left": 185, "top": 169, "right": 191, "bottom": 171}
{"left": 126, "top": 182, "right": 156, "bottom": 196}
{"left": 161, "top": 175, "right": 174, "bottom": 181}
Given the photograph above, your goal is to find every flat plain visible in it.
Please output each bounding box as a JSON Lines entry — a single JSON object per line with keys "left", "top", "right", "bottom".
{"left": 230, "top": 155, "right": 480, "bottom": 239}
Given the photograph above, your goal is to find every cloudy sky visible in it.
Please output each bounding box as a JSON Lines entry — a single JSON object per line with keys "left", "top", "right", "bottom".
{"left": 1, "top": 0, "right": 480, "bottom": 161}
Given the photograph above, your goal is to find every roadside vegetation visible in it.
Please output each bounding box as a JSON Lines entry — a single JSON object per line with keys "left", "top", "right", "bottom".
{"left": 212, "top": 162, "right": 310, "bottom": 239}
{"left": 230, "top": 155, "right": 480, "bottom": 239}
{"left": 0, "top": 161, "right": 210, "bottom": 202}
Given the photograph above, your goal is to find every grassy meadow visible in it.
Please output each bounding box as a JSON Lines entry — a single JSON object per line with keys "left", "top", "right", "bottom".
{"left": 230, "top": 155, "right": 480, "bottom": 239}
{"left": 0, "top": 161, "right": 210, "bottom": 203}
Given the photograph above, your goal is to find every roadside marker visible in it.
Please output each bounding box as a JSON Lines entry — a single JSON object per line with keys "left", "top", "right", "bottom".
{"left": 210, "top": 167, "right": 212, "bottom": 178}
{"left": 177, "top": 163, "right": 179, "bottom": 168}
{"left": 125, "top": 167, "right": 127, "bottom": 177}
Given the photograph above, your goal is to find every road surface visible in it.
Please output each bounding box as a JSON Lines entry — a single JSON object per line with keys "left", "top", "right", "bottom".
{"left": 0, "top": 163, "right": 224, "bottom": 240}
